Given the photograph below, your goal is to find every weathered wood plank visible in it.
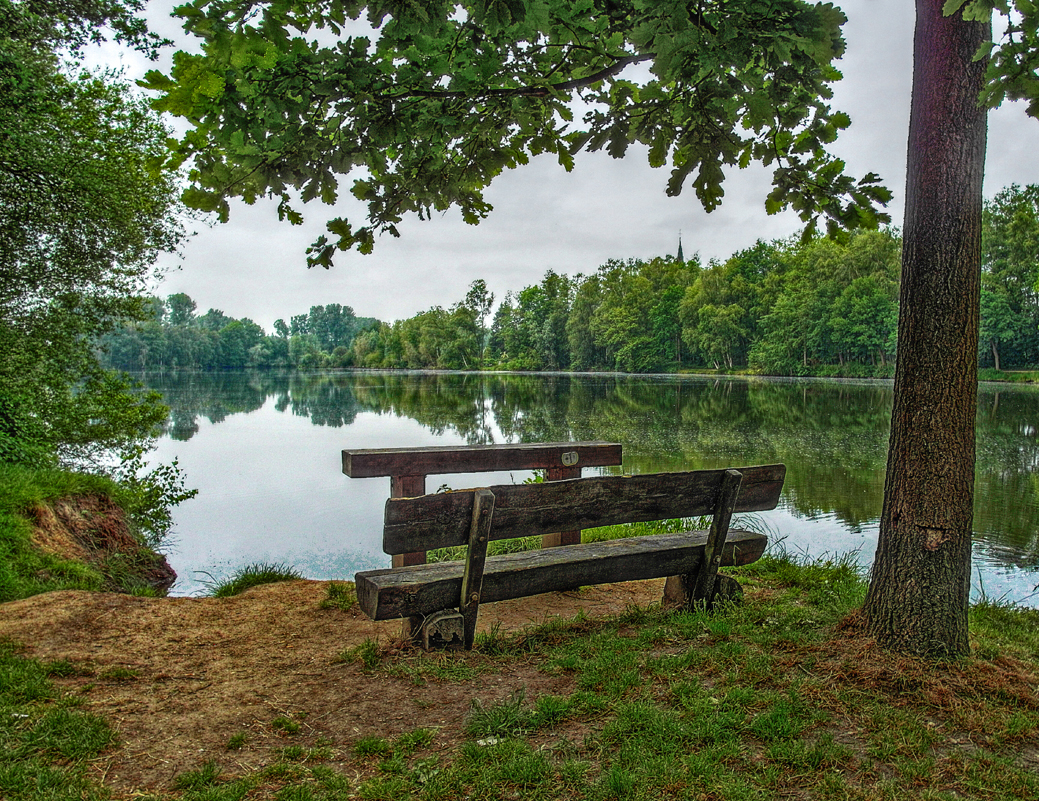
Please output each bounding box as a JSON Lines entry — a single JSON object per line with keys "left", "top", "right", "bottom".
{"left": 688, "top": 469, "right": 743, "bottom": 606}
{"left": 390, "top": 474, "right": 426, "bottom": 570}
{"left": 542, "top": 463, "right": 581, "bottom": 548}
{"left": 383, "top": 465, "right": 786, "bottom": 555}
{"left": 460, "top": 489, "right": 494, "bottom": 649}
{"left": 342, "top": 441, "right": 622, "bottom": 479}
{"left": 355, "top": 529, "right": 767, "bottom": 621}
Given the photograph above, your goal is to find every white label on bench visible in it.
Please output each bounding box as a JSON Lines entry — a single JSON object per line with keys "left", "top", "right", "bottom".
{"left": 561, "top": 451, "right": 579, "bottom": 467}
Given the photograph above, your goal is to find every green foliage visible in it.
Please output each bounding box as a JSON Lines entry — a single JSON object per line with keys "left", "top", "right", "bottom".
{"left": 319, "top": 580, "right": 357, "bottom": 611}
{"left": 1, "top": 0, "right": 183, "bottom": 468}
{"left": 748, "top": 229, "right": 901, "bottom": 373}
{"left": 149, "top": 0, "right": 893, "bottom": 267}
{"left": 100, "top": 294, "right": 380, "bottom": 371}
{"left": 111, "top": 450, "right": 196, "bottom": 551}
{"left": 204, "top": 562, "right": 305, "bottom": 598}
{"left": 101, "top": 190, "right": 1039, "bottom": 377}
{"left": 979, "top": 184, "right": 1039, "bottom": 369}
{"left": 0, "top": 310, "right": 170, "bottom": 468}
{"left": 0, "top": 0, "right": 195, "bottom": 567}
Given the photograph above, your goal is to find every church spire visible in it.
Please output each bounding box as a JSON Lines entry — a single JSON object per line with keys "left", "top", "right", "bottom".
{"left": 676, "top": 231, "right": 684, "bottom": 263}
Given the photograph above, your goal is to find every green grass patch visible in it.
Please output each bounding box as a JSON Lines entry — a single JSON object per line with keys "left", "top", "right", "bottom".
{"left": 203, "top": 562, "right": 305, "bottom": 597}
{"left": 337, "top": 636, "right": 495, "bottom": 683}
{"left": 969, "top": 599, "right": 1039, "bottom": 661}
{"left": 172, "top": 760, "right": 223, "bottom": 790}
{"left": 7, "top": 552, "right": 1039, "bottom": 801}
{"left": 978, "top": 367, "right": 1039, "bottom": 383}
{"left": 465, "top": 691, "right": 575, "bottom": 738}
{"left": 271, "top": 715, "right": 302, "bottom": 736}
{"left": 0, "top": 640, "right": 116, "bottom": 801}
{"left": 318, "top": 580, "right": 356, "bottom": 611}
{"left": 226, "top": 732, "right": 247, "bottom": 750}
{"left": 98, "top": 666, "right": 138, "bottom": 682}
{"left": 337, "top": 637, "right": 383, "bottom": 670}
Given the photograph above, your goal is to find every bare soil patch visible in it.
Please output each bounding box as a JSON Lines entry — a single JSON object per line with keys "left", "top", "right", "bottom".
{"left": 0, "top": 578, "right": 665, "bottom": 794}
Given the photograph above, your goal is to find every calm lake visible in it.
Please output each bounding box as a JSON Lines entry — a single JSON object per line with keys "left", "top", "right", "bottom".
{"left": 142, "top": 370, "right": 1039, "bottom": 605}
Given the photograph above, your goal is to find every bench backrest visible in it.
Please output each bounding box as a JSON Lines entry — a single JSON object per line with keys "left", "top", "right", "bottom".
{"left": 343, "top": 441, "right": 623, "bottom": 479}
{"left": 382, "top": 464, "right": 786, "bottom": 556}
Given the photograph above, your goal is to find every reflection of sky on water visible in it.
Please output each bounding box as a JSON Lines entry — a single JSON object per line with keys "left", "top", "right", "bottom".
{"left": 152, "top": 401, "right": 421, "bottom": 595}
{"left": 153, "top": 395, "right": 541, "bottom": 595}
{"left": 149, "top": 373, "right": 1039, "bottom": 606}
{"left": 753, "top": 505, "right": 877, "bottom": 569}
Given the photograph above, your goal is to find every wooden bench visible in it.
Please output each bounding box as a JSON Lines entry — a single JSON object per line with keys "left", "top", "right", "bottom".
{"left": 342, "top": 441, "right": 624, "bottom": 566}
{"left": 354, "top": 464, "right": 786, "bottom": 649}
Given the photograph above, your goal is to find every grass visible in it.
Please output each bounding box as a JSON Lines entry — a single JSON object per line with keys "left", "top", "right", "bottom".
{"left": 202, "top": 562, "right": 305, "bottom": 597}
{"left": 0, "top": 462, "right": 186, "bottom": 602}
{"left": 5, "top": 553, "right": 1039, "bottom": 800}
{"left": 271, "top": 715, "right": 303, "bottom": 736}
{"left": 319, "top": 580, "right": 357, "bottom": 611}
{"left": 97, "top": 666, "right": 138, "bottom": 682}
{"left": 226, "top": 732, "right": 247, "bottom": 750}
{"left": 338, "top": 636, "right": 491, "bottom": 683}
{"left": 979, "top": 367, "right": 1039, "bottom": 383}
{"left": 0, "top": 639, "right": 116, "bottom": 801}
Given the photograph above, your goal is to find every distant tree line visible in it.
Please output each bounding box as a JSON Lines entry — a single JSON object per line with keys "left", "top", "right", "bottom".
{"left": 100, "top": 297, "right": 379, "bottom": 370}
{"left": 99, "top": 185, "right": 1039, "bottom": 375}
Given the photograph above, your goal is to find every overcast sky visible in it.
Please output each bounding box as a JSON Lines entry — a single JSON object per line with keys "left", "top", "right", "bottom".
{"left": 91, "top": 1, "right": 1039, "bottom": 330}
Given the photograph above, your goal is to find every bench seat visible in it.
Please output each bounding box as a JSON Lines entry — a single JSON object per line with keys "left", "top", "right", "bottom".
{"left": 355, "top": 528, "right": 767, "bottom": 621}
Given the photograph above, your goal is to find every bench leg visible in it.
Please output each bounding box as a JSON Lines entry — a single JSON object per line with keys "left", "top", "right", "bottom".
{"left": 411, "top": 489, "right": 495, "bottom": 651}
{"left": 459, "top": 489, "right": 495, "bottom": 649}
{"left": 664, "top": 572, "right": 744, "bottom": 609}
{"left": 391, "top": 474, "right": 427, "bottom": 641}
{"left": 665, "top": 469, "right": 744, "bottom": 610}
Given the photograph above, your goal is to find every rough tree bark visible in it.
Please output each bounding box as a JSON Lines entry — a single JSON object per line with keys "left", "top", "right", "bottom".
{"left": 862, "top": 0, "right": 990, "bottom": 657}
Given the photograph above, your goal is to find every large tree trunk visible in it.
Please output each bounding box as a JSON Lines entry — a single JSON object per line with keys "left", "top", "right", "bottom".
{"left": 861, "top": 1, "right": 989, "bottom": 658}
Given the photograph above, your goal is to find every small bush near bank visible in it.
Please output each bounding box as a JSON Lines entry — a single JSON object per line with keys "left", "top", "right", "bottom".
{"left": 203, "top": 562, "right": 305, "bottom": 597}
{"left": 319, "top": 580, "right": 357, "bottom": 611}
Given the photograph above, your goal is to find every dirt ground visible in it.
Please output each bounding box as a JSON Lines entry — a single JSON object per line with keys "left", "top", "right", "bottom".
{"left": 0, "top": 579, "right": 667, "bottom": 794}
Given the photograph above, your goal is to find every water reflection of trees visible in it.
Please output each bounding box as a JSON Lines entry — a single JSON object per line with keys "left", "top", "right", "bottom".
{"left": 144, "top": 371, "right": 1039, "bottom": 567}
{"left": 975, "top": 387, "right": 1039, "bottom": 564}
{"left": 152, "top": 371, "right": 274, "bottom": 439}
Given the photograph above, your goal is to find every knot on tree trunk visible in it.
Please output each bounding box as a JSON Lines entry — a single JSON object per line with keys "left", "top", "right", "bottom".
{"left": 921, "top": 526, "right": 952, "bottom": 551}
